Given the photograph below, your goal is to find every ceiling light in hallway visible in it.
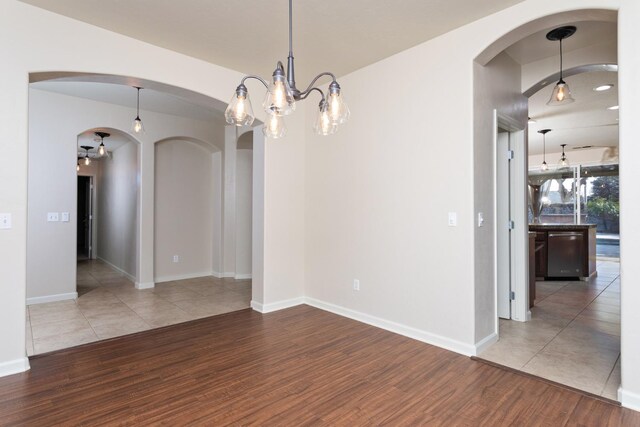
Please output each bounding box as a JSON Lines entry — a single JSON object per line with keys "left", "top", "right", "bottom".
{"left": 538, "top": 129, "right": 551, "bottom": 171}
{"left": 95, "top": 131, "right": 110, "bottom": 157}
{"left": 558, "top": 143, "right": 570, "bottom": 169}
{"left": 594, "top": 84, "right": 614, "bottom": 92}
{"left": 131, "top": 87, "right": 145, "bottom": 134}
{"left": 225, "top": 0, "right": 349, "bottom": 137}
{"left": 547, "top": 26, "right": 576, "bottom": 106}
{"left": 81, "top": 145, "right": 93, "bottom": 166}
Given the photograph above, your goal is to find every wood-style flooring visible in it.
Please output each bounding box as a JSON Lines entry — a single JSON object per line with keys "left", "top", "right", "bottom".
{"left": 1, "top": 305, "right": 638, "bottom": 426}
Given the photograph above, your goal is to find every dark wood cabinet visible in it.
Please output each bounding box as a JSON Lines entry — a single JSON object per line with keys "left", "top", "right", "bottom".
{"left": 534, "top": 231, "right": 547, "bottom": 278}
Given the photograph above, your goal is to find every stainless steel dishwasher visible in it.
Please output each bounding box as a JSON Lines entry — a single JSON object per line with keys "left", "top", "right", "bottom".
{"left": 547, "top": 231, "right": 584, "bottom": 277}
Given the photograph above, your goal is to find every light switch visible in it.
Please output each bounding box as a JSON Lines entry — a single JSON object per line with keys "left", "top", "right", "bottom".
{"left": 448, "top": 212, "right": 457, "bottom": 227}
{"left": 478, "top": 212, "right": 484, "bottom": 227}
{"left": 47, "top": 212, "right": 59, "bottom": 222}
{"left": 0, "top": 213, "right": 11, "bottom": 229}
{"left": 61, "top": 212, "right": 70, "bottom": 222}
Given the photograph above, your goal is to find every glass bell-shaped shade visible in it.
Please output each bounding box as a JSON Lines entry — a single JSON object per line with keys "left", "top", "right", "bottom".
{"left": 263, "top": 114, "right": 287, "bottom": 139}
{"left": 263, "top": 77, "right": 295, "bottom": 116}
{"left": 547, "top": 80, "right": 574, "bottom": 106}
{"left": 76, "top": 160, "right": 80, "bottom": 172}
{"left": 541, "top": 161, "right": 548, "bottom": 171}
{"left": 131, "top": 116, "right": 145, "bottom": 134}
{"left": 558, "top": 155, "right": 570, "bottom": 168}
{"left": 327, "top": 91, "right": 350, "bottom": 124}
{"left": 98, "top": 143, "right": 106, "bottom": 157}
{"left": 84, "top": 155, "right": 91, "bottom": 166}
{"left": 314, "top": 103, "right": 338, "bottom": 136}
{"left": 225, "top": 90, "right": 255, "bottom": 126}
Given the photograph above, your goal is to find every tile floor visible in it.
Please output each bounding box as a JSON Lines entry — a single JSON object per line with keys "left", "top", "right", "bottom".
{"left": 26, "top": 260, "right": 251, "bottom": 356}
{"left": 479, "top": 260, "right": 621, "bottom": 400}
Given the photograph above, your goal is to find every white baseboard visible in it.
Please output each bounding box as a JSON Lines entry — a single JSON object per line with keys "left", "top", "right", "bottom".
{"left": 212, "top": 271, "right": 235, "bottom": 279}
{"left": 0, "top": 357, "right": 30, "bottom": 378}
{"left": 234, "top": 273, "right": 252, "bottom": 280}
{"left": 97, "top": 257, "right": 137, "bottom": 282}
{"left": 620, "top": 388, "right": 640, "bottom": 412}
{"left": 135, "top": 281, "right": 155, "bottom": 289}
{"left": 250, "top": 297, "right": 305, "bottom": 314}
{"left": 473, "top": 332, "right": 499, "bottom": 356}
{"left": 154, "top": 272, "right": 214, "bottom": 283}
{"left": 304, "top": 297, "right": 476, "bottom": 356}
{"left": 27, "top": 292, "right": 77, "bottom": 305}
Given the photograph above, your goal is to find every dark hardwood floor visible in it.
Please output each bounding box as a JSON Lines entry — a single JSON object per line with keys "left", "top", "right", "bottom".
{"left": 1, "top": 305, "right": 638, "bottom": 426}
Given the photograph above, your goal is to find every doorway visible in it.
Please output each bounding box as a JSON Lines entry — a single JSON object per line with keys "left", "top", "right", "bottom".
{"left": 77, "top": 176, "right": 93, "bottom": 260}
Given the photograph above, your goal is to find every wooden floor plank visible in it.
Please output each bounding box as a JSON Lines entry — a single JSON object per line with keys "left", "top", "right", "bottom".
{"left": 0, "top": 305, "right": 638, "bottom": 426}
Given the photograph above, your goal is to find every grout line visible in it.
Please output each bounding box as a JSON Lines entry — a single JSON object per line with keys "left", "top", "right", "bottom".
{"left": 600, "top": 353, "right": 621, "bottom": 397}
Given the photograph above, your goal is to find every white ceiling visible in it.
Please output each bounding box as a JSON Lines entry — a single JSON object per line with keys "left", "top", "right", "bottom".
{"left": 528, "top": 70, "right": 618, "bottom": 156}
{"left": 505, "top": 21, "right": 617, "bottom": 65}
{"left": 31, "top": 81, "right": 222, "bottom": 122}
{"left": 19, "top": 0, "right": 525, "bottom": 83}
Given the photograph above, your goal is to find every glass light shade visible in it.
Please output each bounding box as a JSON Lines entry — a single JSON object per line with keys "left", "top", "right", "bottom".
{"left": 559, "top": 156, "right": 570, "bottom": 168}
{"left": 263, "top": 78, "right": 295, "bottom": 116}
{"left": 131, "top": 117, "right": 145, "bottom": 134}
{"left": 263, "top": 114, "right": 287, "bottom": 139}
{"left": 225, "top": 92, "right": 255, "bottom": 126}
{"left": 84, "top": 156, "right": 91, "bottom": 166}
{"left": 327, "top": 92, "right": 350, "bottom": 124}
{"left": 547, "top": 81, "right": 575, "bottom": 106}
{"left": 98, "top": 143, "right": 106, "bottom": 156}
{"left": 76, "top": 162, "right": 80, "bottom": 172}
{"left": 541, "top": 161, "right": 548, "bottom": 171}
{"left": 314, "top": 103, "right": 338, "bottom": 136}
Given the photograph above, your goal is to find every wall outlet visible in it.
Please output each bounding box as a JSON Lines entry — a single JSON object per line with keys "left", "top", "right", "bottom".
{"left": 173, "top": 255, "right": 179, "bottom": 263}
{"left": 477, "top": 212, "right": 484, "bottom": 227}
{"left": 0, "top": 213, "right": 11, "bottom": 229}
{"left": 47, "top": 212, "right": 59, "bottom": 222}
{"left": 61, "top": 212, "right": 70, "bottom": 222}
{"left": 448, "top": 212, "right": 457, "bottom": 227}
{"left": 353, "top": 279, "right": 360, "bottom": 291}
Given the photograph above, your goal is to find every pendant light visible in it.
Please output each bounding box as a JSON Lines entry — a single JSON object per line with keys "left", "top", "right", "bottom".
{"left": 558, "top": 144, "right": 570, "bottom": 169}
{"left": 131, "top": 87, "right": 145, "bottom": 134}
{"left": 76, "top": 158, "right": 81, "bottom": 172}
{"left": 225, "top": 0, "right": 349, "bottom": 137}
{"left": 546, "top": 26, "right": 576, "bottom": 106}
{"left": 538, "top": 129, "right": 551, "bottom": 171}
{"left": 81, "top": 145, "right": 93, "bottom": 166}
{"left": 95, "top": 131, "right": 110, "bottom": 157}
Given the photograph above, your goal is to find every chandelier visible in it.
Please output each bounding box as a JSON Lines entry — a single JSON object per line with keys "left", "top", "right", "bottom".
{"left": 224, "top": 0, "right": 349, "bottom": 138}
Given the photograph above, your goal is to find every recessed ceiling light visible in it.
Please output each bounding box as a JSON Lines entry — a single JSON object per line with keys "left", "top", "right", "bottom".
{"left": 593, "top": 84, "right": 614, "bottom": 91}
{"left": 608, "top": 105, "right": 619, "bottom": 110}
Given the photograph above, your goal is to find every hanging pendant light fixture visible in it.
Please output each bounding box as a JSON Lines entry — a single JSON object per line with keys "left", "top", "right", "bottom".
{"left": 546, "top": 26, "right": 576, "bottom": 106}
{"left": 225, "top": 0, "right": 349, "bottom": 137}
{"left": 81, "top": 145, "right": 94, "bottom": 166}
{"left": 538, "top": 129, "right": 551, "bottom": 171}
{"left": 558, "top": 144, "right": 570, "bottom": 169}
{"left": 95, "top": 131, "right": 110, "bottom": 157}
{"left": 76, "top": 158, "right": 81, "bottom": 172}
{"left": 131, "top": 87, "right": 145, "bottom": 134}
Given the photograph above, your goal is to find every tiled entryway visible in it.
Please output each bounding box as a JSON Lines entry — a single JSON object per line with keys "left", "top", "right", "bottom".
{"left": 26, "top": 260, "right": 251, "bottom": 355}
{"left": 479, "top": 260, "right": 620, "bottom": 400}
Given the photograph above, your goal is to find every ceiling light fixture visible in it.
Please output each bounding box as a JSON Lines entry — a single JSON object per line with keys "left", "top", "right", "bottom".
{"left": 546, "top": 26, "right": 576, "bottom": 106}
{"left": 225, "top": 0, "right": 349, "bottom": 138}
{"left": 593, "top": 84, "right": 614, "bottom": 92}
{"left": 608, "top": 105, "right": 619, "bottom": 110}
{"left": 81, "top": 145, "right": 94, "bottom": 166}
{"left": 558, "top": 143, "right": 570, "bottom": 169}
{"left": 538, "top": 129, "right": 551, "bottom": 171}
{"left": 95, "top": 131, "right": 110, "bottom": 157}
{"left": 528, "top": 117, "right": 537, "bottom": 125}
{"left": 131, "top": 87, "right": 145, "bottom": 134}
{"left": 76, "top": 158, "right": 81, "bottom": 172}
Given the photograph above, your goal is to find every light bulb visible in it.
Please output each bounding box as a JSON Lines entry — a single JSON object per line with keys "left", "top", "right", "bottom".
{"left": 541, "top": 161, "right": 548, "bottom": 171}
{"left": 98, "top": 143, "right": 105, "bottom": 156}
{"left": 131, "top": 117, "right": 145, "bottom": 134}
{"left": 327, "top": 81, "right": 350, "bottom": 124}
{"left": 263, "top": 69, "right": 295, "bottom": 116}
{"left": 225, "top": 85, "right": 255, "bottom": 126}
{"left": 314, "top": 102, "right": 337, "bottom": 136}
{"left": 76, "top": 163, "right": 80, "bottom": 172}
{"left": 547, "top": 80, "right": 574, "bottom": 106}
{"left": 84, "top": 156, "right": 91, "bottom": 166}
{"left": 263, "top": 114, "right": 286, "bottom": 139}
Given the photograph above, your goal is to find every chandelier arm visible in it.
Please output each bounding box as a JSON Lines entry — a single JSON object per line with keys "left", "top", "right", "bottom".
{"left": 240, "top": 75, "right": 270, "bottom": 90}
{"left": 299, "top": 72, "right": 337, "bottom": 97}
{"left": 299, "top": 87, "right": 325, "bottom": 102}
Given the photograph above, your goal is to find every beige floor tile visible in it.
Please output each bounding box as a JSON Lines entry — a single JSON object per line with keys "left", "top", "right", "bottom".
{"left": 91, "top": 318, "right": 151, "bottom": 340}
{"left": 31, "top": 317, "right": 94, "bottom": 340}
{"left": 136, "top": 308, "right": 195, "bottom": 328}
{"left": 479, "top": 339, "right": 542, "bottom": 370}
{"left": 33, "top": 329, "right": 99, "bottom": 354}
{"left": 29, "top": 307, "right": 86, "bottom": 326}
{"left": 601, "top": 357, "right": 621, "bottom": 399}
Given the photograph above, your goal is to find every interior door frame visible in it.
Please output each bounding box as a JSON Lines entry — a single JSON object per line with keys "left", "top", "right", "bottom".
{"left": 494, "top": 110, "right": 530, "bottom": 324}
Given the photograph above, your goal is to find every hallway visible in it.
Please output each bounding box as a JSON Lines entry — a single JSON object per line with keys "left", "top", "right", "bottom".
{"left": 26, "top": 260, "right": 251, "bottom": 355}
{"left": 479, "top": 260, "right": 620, "bottom": 399}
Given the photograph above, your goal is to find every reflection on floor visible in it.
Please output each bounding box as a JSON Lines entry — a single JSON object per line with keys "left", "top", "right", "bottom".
{"left": 26, "top": 260, "right": 251, "bottom": 356}
{"left": 479, "top": 260, "right": 620, "bottom": 400}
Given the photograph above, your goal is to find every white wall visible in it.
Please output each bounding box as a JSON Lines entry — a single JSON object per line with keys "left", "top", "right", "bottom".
{"left": 473, "top": 52, "right": 528, "bottom": 341}
{"left": 236, "top": 140, "right": 253, "bottom": 278}
{"left": 97, "top": 140, "right": 139, "bottom": 279}
{"left": 154, "top": 139, "right": 215, "bottom": 281}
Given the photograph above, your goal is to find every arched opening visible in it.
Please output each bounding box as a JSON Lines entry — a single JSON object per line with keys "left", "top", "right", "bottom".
{"left": 472, "top": 10, "right": 621, "bottom": 400}
{"left": 24, "top": 73, "right": 265, "bottom": 355}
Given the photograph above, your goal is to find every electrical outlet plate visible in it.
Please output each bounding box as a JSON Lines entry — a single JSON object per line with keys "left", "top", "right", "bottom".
{"left": 47, "top": 212, "right": 59, "bottom": 222}
{"left": 448, "top": 212, "right": 457, "bottom": 227}
{"left": 353, "top": 279, "right": 360, "bottom": 291}
{"left": 61, "top": 212, "right": 70, "bottom": 222}
{"left": 173, "top": 255, "right": 179, "bottom": 263}
{"left": 0, "top": 213, "right": 11, "bottom": 229}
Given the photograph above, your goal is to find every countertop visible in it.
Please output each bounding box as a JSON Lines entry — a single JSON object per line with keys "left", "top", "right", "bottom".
{"left": 529, "top": 223, "right": 596, "bottom": 230}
